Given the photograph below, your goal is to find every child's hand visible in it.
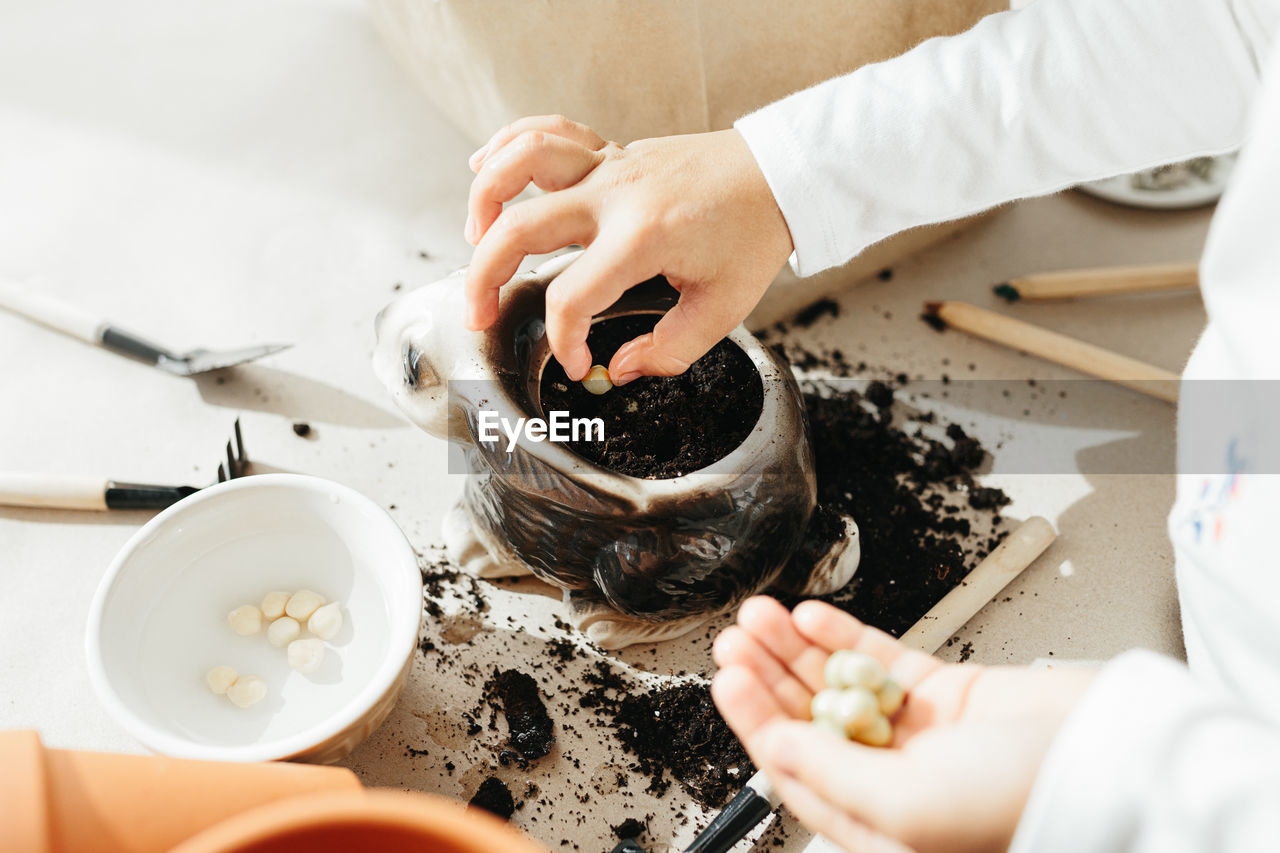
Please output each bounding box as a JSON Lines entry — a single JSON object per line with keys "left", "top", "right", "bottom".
{"left": 711, "top": 598, "right": 1096, "bottom": 853}
{"left": 464, "top": 116, "right": 793, "bottom": 382}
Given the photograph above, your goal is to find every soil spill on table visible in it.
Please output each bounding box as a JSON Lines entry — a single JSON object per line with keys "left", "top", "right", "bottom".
{"left": 403, "top": 299, "right": 1012, "bottom": 848}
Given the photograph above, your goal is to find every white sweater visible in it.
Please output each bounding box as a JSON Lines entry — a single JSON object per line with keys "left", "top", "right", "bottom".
{"left": 736, "top": 0, "right": 1280, "bottom": 850}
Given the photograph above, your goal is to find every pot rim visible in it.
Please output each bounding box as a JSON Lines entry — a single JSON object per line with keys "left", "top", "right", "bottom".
{"left": 496, "top": 251, "right": 809, "bottom": 497}
{"left": 167, "top": 789, "right": 547, "bottom": 853}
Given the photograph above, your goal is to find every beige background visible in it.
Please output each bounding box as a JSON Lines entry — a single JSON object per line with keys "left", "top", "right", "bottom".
{"left": 368, "top": 0, "right": 1006, "bottom": 146}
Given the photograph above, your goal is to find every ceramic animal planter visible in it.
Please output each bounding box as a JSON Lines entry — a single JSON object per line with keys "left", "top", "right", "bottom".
{"left": 373, "top": 252, "right": 859, "bottom": 647}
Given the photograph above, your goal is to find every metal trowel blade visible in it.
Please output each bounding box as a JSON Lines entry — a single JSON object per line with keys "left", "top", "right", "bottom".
{"left": 166, "top": 343, "right": 292, "bottom": 375}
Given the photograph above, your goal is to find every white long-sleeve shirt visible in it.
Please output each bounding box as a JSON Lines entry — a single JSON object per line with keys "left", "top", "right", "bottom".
{"left": 735, "top": 0, "right": 1280, "bottom": 849}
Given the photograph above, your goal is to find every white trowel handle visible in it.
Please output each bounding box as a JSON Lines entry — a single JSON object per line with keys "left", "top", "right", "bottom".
{"left": 0, "top": 473, "right": 196, "bottom": 511}
{"left": 0, "top": 280, "right": 107, "bottom": 344}
{"left": 0, "top": 280, "right": 177, "bottom": 366}
{"left": 0, "top": 473, "right": 109, "bottom": 511}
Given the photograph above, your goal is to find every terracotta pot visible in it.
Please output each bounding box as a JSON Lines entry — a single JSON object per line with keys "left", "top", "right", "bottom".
{"left": 0, "top": 730, "right": 360, "bottom": 853}
{"left": 170, "top": 790, "right": 548, "bottom": 853}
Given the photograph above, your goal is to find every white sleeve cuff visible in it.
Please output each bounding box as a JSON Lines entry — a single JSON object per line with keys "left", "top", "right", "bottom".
{"left": 734, "top": 105, "right": 847, "bottom": 279}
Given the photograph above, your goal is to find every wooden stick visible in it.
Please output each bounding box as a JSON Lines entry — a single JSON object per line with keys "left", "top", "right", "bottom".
{"left": 923, "top": 300, "right": 1180, "bottom": 403}
{"left": 996, "top": 262, "right": 1199, "bottom": 302}
{"left": 900, "top": 516, "right": 1057, "bottom": 654}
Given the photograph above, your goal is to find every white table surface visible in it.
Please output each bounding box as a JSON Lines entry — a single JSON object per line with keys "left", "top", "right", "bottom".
{"left": 0, "top": 1, "right": 1212, "bottom": 850}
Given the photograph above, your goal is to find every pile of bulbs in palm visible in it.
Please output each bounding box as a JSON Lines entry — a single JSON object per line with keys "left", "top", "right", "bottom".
{"left": 811, "top": 650, "right": 905, "bottom": 746}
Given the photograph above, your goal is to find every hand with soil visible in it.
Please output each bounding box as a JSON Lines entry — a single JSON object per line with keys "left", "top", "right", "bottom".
{"left": 710, "top": 597, "right": 1097, "bottom": 853}
{"left": 464, "top": 115, "right": 793, "bottom": 382}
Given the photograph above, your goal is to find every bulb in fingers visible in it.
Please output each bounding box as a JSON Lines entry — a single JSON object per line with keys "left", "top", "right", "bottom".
{"left": 582, "top": 365, "right": 613, "bottom": 395}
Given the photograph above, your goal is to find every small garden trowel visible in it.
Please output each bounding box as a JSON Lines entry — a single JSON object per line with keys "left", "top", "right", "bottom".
{"left": 0, "top": 281, "right": 290, "bottom": 376}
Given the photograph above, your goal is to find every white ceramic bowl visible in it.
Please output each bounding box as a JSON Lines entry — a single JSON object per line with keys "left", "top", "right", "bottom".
{"left": 86, "top": 474, "right": 421, "bottom": 764}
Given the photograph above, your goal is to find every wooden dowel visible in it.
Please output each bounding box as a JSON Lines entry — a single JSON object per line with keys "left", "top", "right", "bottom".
{"left": 900, "top": 516, "right": 1057, "bottom": 654}
{"left": 1000, "top": 262, "right": 1199, "bottom": 301}
{"left": 924, "top": 300, "right": 1180, "bottom": 403}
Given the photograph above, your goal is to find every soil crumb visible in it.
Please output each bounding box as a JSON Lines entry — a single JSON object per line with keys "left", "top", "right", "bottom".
{"left": 612, "top": 817, "right": 647, "bottom": 839}
{"left": 468, "top": 776, "right": 515, "bottom": 819}
{"left": 793, "top": 297, "right": 840, "bottom": 328}
{"left": 539, "top": 313, "right": 763, "bottom": 479}
{"left": 487, "top": 668, "right": 555, "bottom": 764}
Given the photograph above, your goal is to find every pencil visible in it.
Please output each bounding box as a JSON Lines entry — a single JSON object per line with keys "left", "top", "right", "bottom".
{"left": 922, "top": 300, "right": 1180, "bottom": 403}
{"left": 994, "top": 261, "right": 1199, "bottom": 302}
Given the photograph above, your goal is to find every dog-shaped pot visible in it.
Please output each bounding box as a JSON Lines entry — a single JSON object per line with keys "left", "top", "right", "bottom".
{"left": 373, "top": 252, "right": 858, "bottom": 647}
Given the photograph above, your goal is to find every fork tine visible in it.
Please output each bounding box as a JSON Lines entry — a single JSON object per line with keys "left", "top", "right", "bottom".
{"left": 213, "top": 419, "right": 247, "bottom": 484}
{"left": 233, "top": 418, "right": 246, "bottom": 472}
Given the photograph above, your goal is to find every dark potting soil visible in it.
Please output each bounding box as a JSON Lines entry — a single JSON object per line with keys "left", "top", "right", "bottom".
{"left": 485, "top": 668, "right": 555, "bottom": 765}
{"left": 468, "top": 776, "right": 516, "bottom": 819}
{"left": 581, "top": 664, "right": 752, "bottom": 809}
{"left": 539, "top": 314, "right": 763, "bottom": 479}
{"left": 788, "top": 387, "right": 970, "bottom": 634}
{"left": 968, "top": 486, "right": 1010, "bottom": 511}
{"left": 769, "top": 366, "right": 1010, "bottom": 636}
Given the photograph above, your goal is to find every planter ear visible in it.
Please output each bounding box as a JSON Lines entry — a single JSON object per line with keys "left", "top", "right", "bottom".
{"left": 372, "top": 268, "right": 482, "bottom": 442}
{"left": 374, "top": 253, "right": 819, "bottom": 648}
{"left": 770, "top": 513, "right": 862, "bottom": 597}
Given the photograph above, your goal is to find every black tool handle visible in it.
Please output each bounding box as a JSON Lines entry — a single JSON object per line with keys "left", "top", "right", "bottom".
{"left": 608, "top": 842, "right": 647, "bottom": 853}
{"left": 105, "top": 481, "right": 199, "bottom": 510}
{"left": 683, "top": 784, "right": 775, "bottom": 853}
{"left": 100, "top": 326, "right": 178, "bottom": 366}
